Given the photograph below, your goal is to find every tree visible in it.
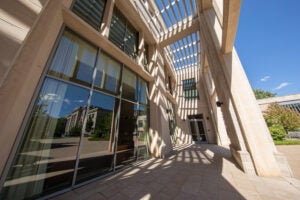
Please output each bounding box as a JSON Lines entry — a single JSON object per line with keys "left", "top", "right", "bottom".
{"left": 253, "top": 89, "right": 276, "bottom": 99}
{"left": 263, "top": 103, "right": 300, "bottom": 134}
{"left": 85, "top": 116, "right": 94, "bottom": 132}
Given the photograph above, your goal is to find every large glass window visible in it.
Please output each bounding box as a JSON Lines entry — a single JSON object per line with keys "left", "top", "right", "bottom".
{"left": 1, "top": 28, "right": 150, "bottom": 199}
{"left": 94, "top": 52, "right": 121, "bottom": 94}
{"left": 136, "top": 105, "right": 149, "bottom": 160}
{"left": 109, "top": 7, "right": 139, "bottom": 60}
{"left": 122, "top": 68, "right": 138, "bottom": 102}
{"left": 72, "top": 0, "right": 106, "bottom": 30}
{"left": 109, "top": 8, "right": 126, "bottom": 50}
{"left": 144, "top": 43, "right": 149, "bottom": 71}
{"left": 182, "top": 78, "right": 199, "bottom": 100}
{"left": 48, "top": 29, "right": 97, "bottom": 87}
{"left": 139, "top": 78, "right": 148, "bottom": 105}
{"left": 0, "top": 78, "right": 89, "bottom": 199}
{"left": 76, "top": 92, "right": 118, "bottom": 184}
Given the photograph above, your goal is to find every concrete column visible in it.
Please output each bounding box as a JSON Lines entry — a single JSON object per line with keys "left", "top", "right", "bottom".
{"left": 199, "top": 10, "right": 281, "bottom": 176}
{"left": 148, "top": 45, "right": 172, "bottom": 157}
{"left": 100, "top": 0, "right": 115, "bottom": 37}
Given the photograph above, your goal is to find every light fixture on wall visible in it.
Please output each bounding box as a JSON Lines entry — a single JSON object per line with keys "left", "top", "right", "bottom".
{"left": 216, "top": 101, "right": 223, "bottom": 107}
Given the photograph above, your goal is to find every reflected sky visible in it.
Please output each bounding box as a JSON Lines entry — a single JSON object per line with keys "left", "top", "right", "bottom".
{"left": 38, "top": 78, "right": 116, "bottom": 118}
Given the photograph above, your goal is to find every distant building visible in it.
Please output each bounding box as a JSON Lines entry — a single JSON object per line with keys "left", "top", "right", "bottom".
{"left": 64, "top": 106, "right": 112, "bottom": 136}
{"left": 257, "top": 94, "right": 300, "bottom": 114}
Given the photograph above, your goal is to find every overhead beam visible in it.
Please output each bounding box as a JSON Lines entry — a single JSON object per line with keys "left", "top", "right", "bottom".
{"left": 198, "top": 0, "right": 213, "bottom": 13}
{"left": 221, "top": 0, "right": 241, "bottom": 53}
{"left": 159, "top": 17, "right": 199, "bottom": 47}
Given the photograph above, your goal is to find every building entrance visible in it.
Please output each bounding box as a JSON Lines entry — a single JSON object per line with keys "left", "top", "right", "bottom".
{"left": 188, "top": 114, "right": 207, "bottom": 143}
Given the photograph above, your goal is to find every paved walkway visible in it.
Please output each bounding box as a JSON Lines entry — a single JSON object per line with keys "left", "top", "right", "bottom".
{"left": 276, "top": 145, "right": 300, "bottom": 179}
{"left": 52, "top": 144, "right": 300, "bottom": 200}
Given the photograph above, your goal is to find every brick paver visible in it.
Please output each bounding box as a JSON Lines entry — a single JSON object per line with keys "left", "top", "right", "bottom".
{"left": 52, "top": 144, "right": 300, "bottom": 200}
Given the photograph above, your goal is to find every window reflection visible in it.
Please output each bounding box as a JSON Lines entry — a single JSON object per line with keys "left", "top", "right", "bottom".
{"left": 94, "top": 52, "right": 121, "bottom": 94}
{"left": 48, "top": 29, "right": 97, "bottom": 87}
{"left": 139, "top": 78, "right": 148, "bottom": 105}
{"left": 1, "top": 28, "right": 150, "bottom": 199}
{"left": 122, "top": 68, "right": 138, "bottom": 101}
{"left": 136, "top": 105, "right": 149, "bottom": 160}
{"left": 116, "top": 101, "right": 137, "bottom": 168}
{"left": 76, "top": 92, "right": 118, "bottom": 183}
{"left": 0, "top": 78, "right": 89, "bottom": 199}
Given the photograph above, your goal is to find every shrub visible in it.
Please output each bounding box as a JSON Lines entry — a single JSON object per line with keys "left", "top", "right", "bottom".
{"left": 269, "top": 125, "right": 286, "bottom": 141}
{"left": 69, "top": 126, "right": 82, "bottom": 137}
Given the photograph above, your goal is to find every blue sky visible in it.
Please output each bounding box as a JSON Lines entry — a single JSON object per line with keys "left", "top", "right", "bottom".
{"left": 235, "top": 0, "right": 300, "bottom": 96}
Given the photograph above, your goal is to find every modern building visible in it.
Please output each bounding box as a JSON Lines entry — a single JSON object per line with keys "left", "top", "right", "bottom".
{"left": 258, "top": 93, "right": 300, "bottom": 114}
{"left": 0, "top": 0, "right": 292, "bottom": 199}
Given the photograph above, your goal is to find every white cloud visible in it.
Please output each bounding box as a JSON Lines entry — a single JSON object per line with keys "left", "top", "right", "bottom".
{"left": 273, "top": 82, "right": 290, "bottom": 90}
{"left": 260, "top": 76, "right": 270, "bottom": 82}
{"left": 74, "top": 100, "right": 85, "bottom": 103}
{"left": 63, "top": 99, "right": 71, "bottom": 105}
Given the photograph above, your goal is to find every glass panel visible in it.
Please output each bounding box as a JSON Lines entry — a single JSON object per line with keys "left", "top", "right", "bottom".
{"left": 72, "top": 0, "right": 106, "bottom": 30}
{"left": 109, "top": 8, "right": 126, "bottom": 50}
{"left": 144, "top": 43, "right": 149, "bottom": 71}
{"left": 76, "top": 91, "right": 118, "bottom": 184}
{"left": 0, "top": 78, "right": 89, "bottom": 199}
{"left": 48, "top": 29, "right": 97, "bottom": 87}
{"left": 122, "top": 68, "right": 138, "bottom": 101}
{"left": 124, "top": 23, "right": 138, "bottom": 60}
{"left": 116, "top": 101, "right": 137, "bottom": 168}
{"left": 94, "top": 52, "right": 121, "bottom": 94}
{"left": 189, "top": 121, "right": 198, "bottom": 141}
{"left": 136, "top": 105, "right": 149, "bottom": 160}
{"left": 139, "top": 78, "right": 148, "bottom": 105}
{"left": 197, "top": 121, "right": 207, "bottom": 142}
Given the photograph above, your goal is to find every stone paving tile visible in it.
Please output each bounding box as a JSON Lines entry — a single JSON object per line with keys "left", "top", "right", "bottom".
{"left": 52, "top": 144, "right": 300, "bottom": 200}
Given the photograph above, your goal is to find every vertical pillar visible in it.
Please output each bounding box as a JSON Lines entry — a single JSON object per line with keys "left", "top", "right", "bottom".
{"left": 148, "top": 45, "right": 172, "bottom": 157}
{"left": 100, "top": 0, "right": 115, "bottom": 37}
{"left": 199, "top": 9, "right": 281, "bottom": 176}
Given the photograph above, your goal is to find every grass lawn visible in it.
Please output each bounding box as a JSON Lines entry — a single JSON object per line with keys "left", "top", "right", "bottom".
{"left": 274, "top": 140, "right": 300, "bottom": 145}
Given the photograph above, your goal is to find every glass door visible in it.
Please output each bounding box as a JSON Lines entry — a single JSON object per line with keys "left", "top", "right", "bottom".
{"left": 189, "top": 119, "right": 207, "bottom": 143}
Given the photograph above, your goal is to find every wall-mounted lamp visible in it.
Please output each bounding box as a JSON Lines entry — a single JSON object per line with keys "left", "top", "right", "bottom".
{"left": 216, "top": 101, "right": 223, "bottom": 107}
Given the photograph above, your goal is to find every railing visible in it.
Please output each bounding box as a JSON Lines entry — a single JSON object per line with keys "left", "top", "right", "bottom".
{"left": 286, "top": 131, "right": 300, "bottom": 139}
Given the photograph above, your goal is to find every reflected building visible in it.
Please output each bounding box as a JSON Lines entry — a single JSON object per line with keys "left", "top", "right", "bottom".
{"left": 0, "top": 0, "right": 293, "bottom": 199}
{"left": 64, "top": 106, "right": 112, "bottom": 136}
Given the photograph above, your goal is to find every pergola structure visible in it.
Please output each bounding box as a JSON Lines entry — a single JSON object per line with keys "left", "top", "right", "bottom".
{"left": 0, "top": 3, "right": 293, "bottom": 196}
{"left": 132, "top": 0, "right": 290, "bottom": 177}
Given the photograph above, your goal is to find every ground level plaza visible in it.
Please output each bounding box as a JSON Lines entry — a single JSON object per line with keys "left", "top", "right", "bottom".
{"left": 52, "top": 144, "right": 300, "bottom": 200}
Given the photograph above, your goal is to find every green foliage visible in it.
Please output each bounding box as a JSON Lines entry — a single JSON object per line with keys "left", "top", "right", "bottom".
{"left": 263, "top": 103, "right": 300, "bottom": 133}
{"left": 54, "top": 118, "right": 67, "bottom": 137}
{"left": 274, "top": 140, "right": 300, "bottom": 145}
{"left": 253, "top": 89, "right": 276, "bottom": 99}
{"left": 85, "top": 117, "right": 94, "bottom": 132}
{"left": 269, "top": 125, "right": 286, "bottom": 141}
{"left": 69, "top": 125, "right": 82, "bottom": 137}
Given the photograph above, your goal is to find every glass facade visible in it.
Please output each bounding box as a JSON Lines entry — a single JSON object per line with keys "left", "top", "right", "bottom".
{"left": 0, "top": 28, "right": 149, "bottom": 199}
{"left": 182, "top": 78, "right": 199, "bottom": 100}
{"left": 72, "top": 0, "right": 107, "bottom": 30}
{"left": 109, "top": 7, "right": 138, "bottom": 60}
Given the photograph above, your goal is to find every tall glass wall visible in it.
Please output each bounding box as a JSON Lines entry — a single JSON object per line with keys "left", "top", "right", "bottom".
{"left": 0, "top": 28, "right": 149, "bottom": 200}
